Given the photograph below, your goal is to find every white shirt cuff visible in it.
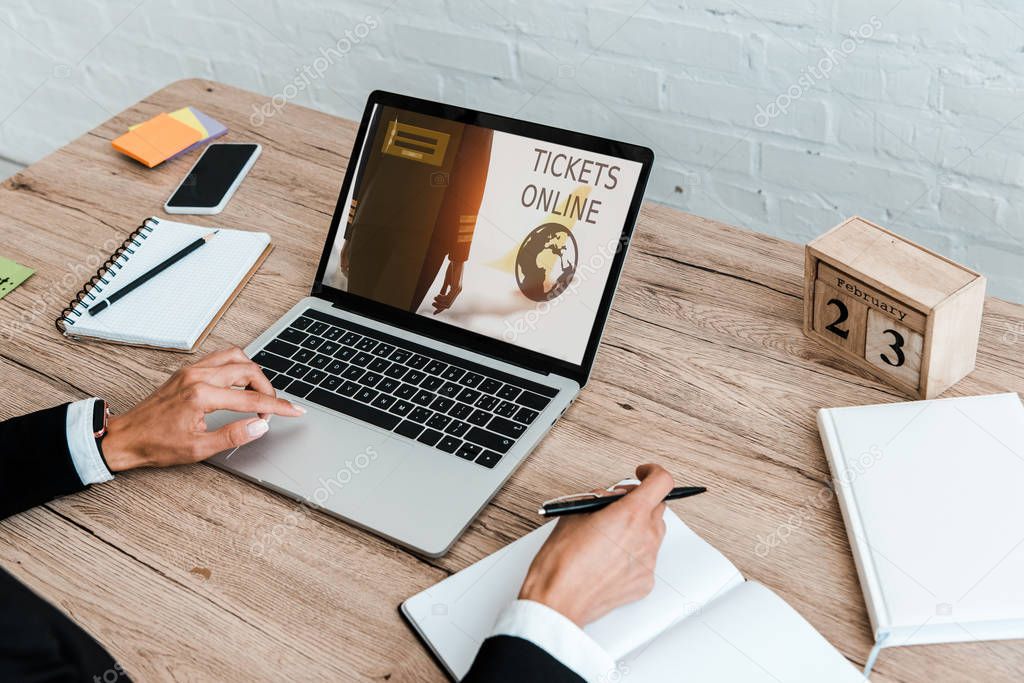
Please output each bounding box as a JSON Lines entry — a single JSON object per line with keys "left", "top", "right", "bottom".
{"left": 66, "top": 398, "right": 114, "bottom": 485}
{"left": 491, "top": 600, "right": 618, "bottom": 683}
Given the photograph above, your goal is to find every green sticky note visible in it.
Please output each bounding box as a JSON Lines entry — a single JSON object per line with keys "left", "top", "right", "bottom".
{"left": 0, "top": 257, "right": 33, "bottom": 300}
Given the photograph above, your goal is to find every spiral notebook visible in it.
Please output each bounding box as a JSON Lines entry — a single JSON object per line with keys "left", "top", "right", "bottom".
{"left": 57, "top": 217, "right": 272, "bottom": 351}
{"left": 402, "top": 510, "right": 865, "bottom": 682}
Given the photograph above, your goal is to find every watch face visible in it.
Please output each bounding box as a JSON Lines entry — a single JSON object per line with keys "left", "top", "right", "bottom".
{"left": 92, "top": 400, "right": 107, "bottom": 437}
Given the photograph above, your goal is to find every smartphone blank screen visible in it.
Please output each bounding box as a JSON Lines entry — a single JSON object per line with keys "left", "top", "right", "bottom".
{"left": 167, "top": 144, "right": 258, "bottom": 208}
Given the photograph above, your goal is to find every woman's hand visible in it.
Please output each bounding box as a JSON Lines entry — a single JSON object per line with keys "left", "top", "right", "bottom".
{"left": 101, "top": 347, "right": 305, "bottom": 472}
{"left": 339, "top": 239, "right": 352, "bottom": 276}
{"left": 432, "top": 260, "right": 465, "bottom": 314}
{"left": 518, "top": 464, "right": 674, "bottom": 627}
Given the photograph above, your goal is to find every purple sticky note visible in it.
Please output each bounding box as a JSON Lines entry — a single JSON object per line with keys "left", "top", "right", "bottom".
{"left": 189, "top": 107, "right": 228, "bottom": 138}
{"left": 168, "top": 107, "right": 229, "bottom": 161}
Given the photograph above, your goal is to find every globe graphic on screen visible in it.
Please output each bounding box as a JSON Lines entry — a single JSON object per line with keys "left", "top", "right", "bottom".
{"left": 515, "top": 222, "right": 579, "bottom": 302}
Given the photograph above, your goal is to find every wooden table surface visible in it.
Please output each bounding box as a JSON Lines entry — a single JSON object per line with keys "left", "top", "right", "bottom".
{"left": 1, "top": 79, "right": 1022, "bottom": 682}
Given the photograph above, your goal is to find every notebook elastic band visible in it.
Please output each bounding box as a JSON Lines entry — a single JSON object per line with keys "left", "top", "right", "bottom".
{"left": 863, "top": 631, "right": 890, "bottom": 677}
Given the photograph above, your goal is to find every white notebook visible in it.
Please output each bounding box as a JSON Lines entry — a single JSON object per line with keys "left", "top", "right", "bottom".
{"left": 402, "top": 510, "right": 864, "bottom": 682}
{"left": 58, "top": 217, "right": 271, "bottom": 351}
{"left": 818, "top": 392, "right": 1024, "bottom": 658}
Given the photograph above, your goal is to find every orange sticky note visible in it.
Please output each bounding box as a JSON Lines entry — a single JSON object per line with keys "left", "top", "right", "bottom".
{"left": 112, "top": 113, "right": 202, "bottom": 168}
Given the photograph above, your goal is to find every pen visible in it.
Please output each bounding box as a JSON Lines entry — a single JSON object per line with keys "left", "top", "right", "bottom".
{"left": 89, "top": 231, "right": 217, "bottom": 316}
{"left": 538, "top": 486, "right": 707, "bottom": 517}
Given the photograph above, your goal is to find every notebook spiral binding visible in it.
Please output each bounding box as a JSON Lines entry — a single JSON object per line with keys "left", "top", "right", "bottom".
{"left": 55, "top": 217, "right": 160, "bottom": 334}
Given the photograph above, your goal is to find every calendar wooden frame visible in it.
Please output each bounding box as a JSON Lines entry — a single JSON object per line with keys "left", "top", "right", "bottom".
{"left": 803, "top": 216, "right": 986, "bottom": 399}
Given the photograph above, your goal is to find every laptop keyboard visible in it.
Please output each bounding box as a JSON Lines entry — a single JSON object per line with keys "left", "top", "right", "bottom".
{"left": 250, "top": 308, "right": 557, "bottom": 469}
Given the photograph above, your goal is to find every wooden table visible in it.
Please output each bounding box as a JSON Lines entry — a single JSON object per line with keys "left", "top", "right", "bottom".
{"left": 1, "top": 79, "right": 1022, "bottom": 682}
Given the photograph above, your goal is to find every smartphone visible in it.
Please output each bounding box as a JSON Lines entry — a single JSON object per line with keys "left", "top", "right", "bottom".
{"left": 164, "top": 143, "right": 261, "bottom": 215}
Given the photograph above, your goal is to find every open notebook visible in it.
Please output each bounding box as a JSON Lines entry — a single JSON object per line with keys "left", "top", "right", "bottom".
{"left": 819, "top": 392, "right": 1024, "bottom": 664}
{"left": 58, "top": 217, "right": 271, "bottom": 351}
{"left": 402, "top": 511, "right": 865, "bottom": 682}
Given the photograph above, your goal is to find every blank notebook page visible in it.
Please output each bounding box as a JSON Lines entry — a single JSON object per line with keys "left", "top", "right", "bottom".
{"left": 68, "top": 219, "right": 270, "bottom": 349}
{"left": 620, "top": 581, "right": 866, "bottom": 682}
{"left": 402, "top": 510, "right": 743, "bottom": 679}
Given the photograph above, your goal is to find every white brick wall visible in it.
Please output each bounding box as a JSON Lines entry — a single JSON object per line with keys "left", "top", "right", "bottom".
{"left": 1, "top": 0, "right": 1022, "bottom": 301}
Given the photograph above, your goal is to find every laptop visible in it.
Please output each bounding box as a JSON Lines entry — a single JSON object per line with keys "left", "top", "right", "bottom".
{"left": 208, "top": 91, "right": 653, "bottom": 556}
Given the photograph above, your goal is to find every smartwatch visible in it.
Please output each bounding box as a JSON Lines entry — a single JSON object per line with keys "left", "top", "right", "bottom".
{"left": 92, "top": 399, "right": 109, "bottom": 438}
{"left": 92, "top": 399, "right": 113, "bottom": 474}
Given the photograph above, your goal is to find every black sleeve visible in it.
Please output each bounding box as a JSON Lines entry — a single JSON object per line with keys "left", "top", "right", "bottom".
{"left": 344, "top": 104, "right": 383, "bottom": 240}
{"left": 0, "top": 567, "right": 129, "bottom": 682}
{"left": 462, "top": 635, "right": 585, "bottom": 683}
{"left": 0, "top": 403, "right": 86, "bottom": 520}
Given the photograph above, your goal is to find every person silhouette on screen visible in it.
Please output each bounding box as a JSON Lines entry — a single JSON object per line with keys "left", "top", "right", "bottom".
{"left": 338, "top": 106, "right": 493, "bottom": 315}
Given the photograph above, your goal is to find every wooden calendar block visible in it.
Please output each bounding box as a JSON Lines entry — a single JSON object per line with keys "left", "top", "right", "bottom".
{"left": 812, "top": 281, "right": 868, "bottom": 355}
{"left": 865, "top": 310, "right": 923, "bottom": 388}
{"left": 803, "top": 216, "right": 986, "bottom": 398}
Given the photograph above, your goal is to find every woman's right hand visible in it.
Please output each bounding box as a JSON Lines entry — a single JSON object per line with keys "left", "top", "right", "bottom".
{"left": 517, "top": 464, "right": 674, "bottom": 626}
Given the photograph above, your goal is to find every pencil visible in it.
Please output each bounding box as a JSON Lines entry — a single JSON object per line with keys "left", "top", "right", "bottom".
{"left": 89, "top": 231, "right": 217, "bottom": 316}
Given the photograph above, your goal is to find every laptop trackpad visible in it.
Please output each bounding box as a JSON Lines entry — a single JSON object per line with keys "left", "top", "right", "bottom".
{"left": 205, "top": 408, "right": 404, "bottom": 514}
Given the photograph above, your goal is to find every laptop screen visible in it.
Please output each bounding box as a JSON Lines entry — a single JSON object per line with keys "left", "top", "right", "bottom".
{"left": 320, "top": 103, "right": 645, "bottom": 366}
